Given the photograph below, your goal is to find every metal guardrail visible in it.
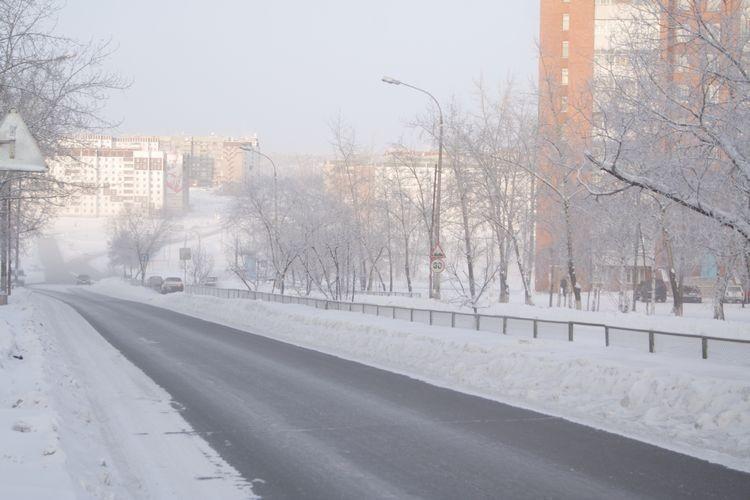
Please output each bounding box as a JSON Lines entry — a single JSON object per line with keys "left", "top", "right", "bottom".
{"left": 359, "top": 290, "right": 422, "bottom": 298}
{"left": 185, "top": 285, "right": 750, "bottom": 363}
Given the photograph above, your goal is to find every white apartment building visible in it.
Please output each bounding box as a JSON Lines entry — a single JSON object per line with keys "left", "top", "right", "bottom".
{"left": 49, "top": 136, "right": 170, "bottom": 217}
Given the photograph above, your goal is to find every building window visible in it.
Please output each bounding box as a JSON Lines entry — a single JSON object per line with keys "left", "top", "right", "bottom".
{"left": 562, "top": 13, "right": 570, "bottom": 31}
{"left": 561, "top": 68, "right": 569, "bottom": 85}
{"left": 561, "top": 95, "right": 569, "bottom": 113}
{"left": 562, "top": 40, "right": 569, "bottom": 58}
{"left": 706, "top": 0, "right": 722, "bottom": 12}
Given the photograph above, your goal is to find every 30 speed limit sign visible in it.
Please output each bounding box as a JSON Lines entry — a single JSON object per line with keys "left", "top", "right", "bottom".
{"left": 431, "top": 259, "right": 445, "bottom": 273}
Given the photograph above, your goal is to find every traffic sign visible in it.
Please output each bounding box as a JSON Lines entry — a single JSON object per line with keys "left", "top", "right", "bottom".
{"left": 431, "top": 244, "right": 445, "bottom": 259}
{"left": 431, "top": 259, "right": 445, "bottom": 273}
{"left": 179, "top": 247, "right": 192, "bottom": 260}
{"left": 0, "top": 109, "right": 46, "bottom": 172}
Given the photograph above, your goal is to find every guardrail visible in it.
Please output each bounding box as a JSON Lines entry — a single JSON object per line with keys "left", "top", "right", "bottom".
{"left": 359, "top": 290, "right": 422, "bottom": 298}
{"left": 185, "top": 285, "right": 750, "bottom": 364}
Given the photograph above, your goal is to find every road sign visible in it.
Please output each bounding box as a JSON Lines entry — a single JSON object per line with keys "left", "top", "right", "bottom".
{"left": 0, "top": 109, "right": 46, "bottom": 172}
{"left": 431, "top": 259, "right": 445, "bottom": 274}
{"left": 179, "top": 247, "right": 192, "bottom": 260}
{"left": 431, "top": 244, "right": 445, "bottom": 260}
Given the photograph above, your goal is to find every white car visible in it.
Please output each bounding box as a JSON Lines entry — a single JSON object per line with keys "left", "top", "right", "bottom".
{"left": 723, "top": 285, "right": 744, "bottom": 304}
{"left": 160, "top": 277, "right": 184, "bottom": 294}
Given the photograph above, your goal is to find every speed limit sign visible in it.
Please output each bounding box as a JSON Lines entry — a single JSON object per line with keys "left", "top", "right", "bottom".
{"left": 431, "top": 259, "right": 445, "bottom": 273}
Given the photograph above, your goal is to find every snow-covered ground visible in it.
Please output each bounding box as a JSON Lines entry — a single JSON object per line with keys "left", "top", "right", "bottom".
{"left": 0, "top": 289, "right": 254, "bottom": 499}
{"left": 87, "top": 279, "right": 750, "bottom": 474}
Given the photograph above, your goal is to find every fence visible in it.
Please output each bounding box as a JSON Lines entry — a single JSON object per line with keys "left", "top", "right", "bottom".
{"left": 185, "top": 285, "right": 750, "bottom": 365}
{"left": 358, "top": 290, "right": 422, "bottom": 298}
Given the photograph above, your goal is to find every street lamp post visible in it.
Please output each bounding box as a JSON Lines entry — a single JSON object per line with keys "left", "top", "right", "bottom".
{"left": 382, "top": 76, "right": 444, "bottom": 300}
{"left": 240, "top": 146, "right": 280, "bottom": 290}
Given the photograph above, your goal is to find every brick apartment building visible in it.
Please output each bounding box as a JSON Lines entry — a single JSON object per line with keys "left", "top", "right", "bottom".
{"left": 534, "top": 0, "right": 749, "bottom": 292}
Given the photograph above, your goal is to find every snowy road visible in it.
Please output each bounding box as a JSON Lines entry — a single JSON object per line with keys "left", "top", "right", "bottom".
{"left": 41, "top": 288, "right": 750, "bottom": 499}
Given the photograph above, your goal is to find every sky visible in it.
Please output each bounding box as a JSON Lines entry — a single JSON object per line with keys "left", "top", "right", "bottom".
{"left": 56, "top": 0, "right": 539, "bottom": 154}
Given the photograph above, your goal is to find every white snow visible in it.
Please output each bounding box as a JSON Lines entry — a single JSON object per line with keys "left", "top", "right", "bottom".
{"left": 87, "top": 279, "right": 750, "bottom": 474}
{"left": 0, "top": 289, "right": 254, "bottom": 499}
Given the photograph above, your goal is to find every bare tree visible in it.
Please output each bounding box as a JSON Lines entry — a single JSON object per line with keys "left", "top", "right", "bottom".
{"left": 108, "top": 209, "right": 172, "bottom": 283}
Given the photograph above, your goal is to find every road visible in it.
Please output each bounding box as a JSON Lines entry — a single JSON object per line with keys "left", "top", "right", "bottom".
{"left": 40, "top": 288, "right": 750, "bottom": 499}
{"left": 36, "top": 237, "right": 106, "bottom": 283}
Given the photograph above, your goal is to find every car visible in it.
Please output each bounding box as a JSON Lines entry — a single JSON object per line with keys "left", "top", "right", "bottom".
{"left": 723, "top": 285, "right": 744, "bottom": 304}
{"left": 76, "top": 274, "right": 92, "bottom": 285}
{"left": 635, "top": 280, "right": 667, "bottom": 302}
{"left": 12, "top": 269, "right": 25, "bottom": 287}
{"left": 161, "top": 277, "right": 184, "bottom": 294}
{"left": 682, "top": 285, "right": 702, "bottom": 303}
{"left": 146, "top": 275, "right": 163, "bottom": 290}
{"left": 201, "top": 276, "right": 218, "bottom": 287}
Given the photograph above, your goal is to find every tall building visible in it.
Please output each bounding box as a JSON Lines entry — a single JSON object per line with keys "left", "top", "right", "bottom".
{"left": 158, "top": 135, "right": 259, "bottom": 186}
{"left": 49, "top": 136, "right": 170, "bottom": 217}
{"left": 534, "top": 0, "right": 749, "bottom": 291}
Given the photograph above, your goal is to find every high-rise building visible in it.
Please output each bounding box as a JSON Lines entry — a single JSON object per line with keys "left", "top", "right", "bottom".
{"left": 158, "top": 135, "right": 259, "bottom": 186}
{"left": 534, "top": 0, "right": 749, "bottom": 291}
{"left": 49, "top": 136, "right": 170, "bottom": 217}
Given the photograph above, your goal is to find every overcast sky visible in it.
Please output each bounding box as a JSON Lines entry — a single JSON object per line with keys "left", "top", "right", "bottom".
{"left": 57, "top": 0, "right": 539, "bottom": 154}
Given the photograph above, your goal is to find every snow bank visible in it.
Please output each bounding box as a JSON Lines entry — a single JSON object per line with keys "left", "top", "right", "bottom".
{"left": 0, "top": 291, "right": 77, "bottom": 499}
{"left": 1, "top": 289, "right": 253, "bottom": 499}
{"left": 88, "top": 280, "right": 750, "bottom": 473}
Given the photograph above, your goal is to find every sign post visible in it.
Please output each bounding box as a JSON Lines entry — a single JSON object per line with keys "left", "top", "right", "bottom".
{"left": 0, "top": 109, "right": 47, "bottom": 304}
{"left": 430, "top": 244, "right": 446, "bottom": 277}
{"left": 180, "top": 247, "right": 191, "bottom": 285}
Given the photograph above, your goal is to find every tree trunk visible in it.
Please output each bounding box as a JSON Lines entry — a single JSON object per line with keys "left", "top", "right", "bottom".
{"left": 713, "top": 269, "right": 729, "bottom": 321}
{"left": 403, "top": 235, "right": 413, "bottom": 293}
{"left": 563, "top": 200, "right": 582, "bottom": 310}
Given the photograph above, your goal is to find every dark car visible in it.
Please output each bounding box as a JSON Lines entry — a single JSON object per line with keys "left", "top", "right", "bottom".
{"left": 76, "top": 274, "right": 92, "bottom": 285}
{"left": 161, "top": 277, "right": 184, "bottom": 294}
{"left": 635, "top": 280, "right": 667, "bottom": 303}
{"left": 146, "top": 275, "right": 163, "bottom": 290}
{"left": 682, "top": 285, "right": 702, "bottom": 303}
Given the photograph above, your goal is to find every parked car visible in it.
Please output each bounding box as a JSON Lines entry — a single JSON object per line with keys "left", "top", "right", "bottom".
{"left": 161, "top": 277, "right": 184, "bottom": 294}
{"left": 12, "top": 269, "right": 25, "bottom": 287}
{"left": 146, "top": 275, "right": 163, "bottom": 291}
{"left": 723, "top": 285, "right": 744, "bottom": 304}
{"left": 682, "top": 285, "right": 702, "bottom": 303}
{"left": 201, "top": 276, "right": 218, "bottom": 287}
{"left": 75, "top": 274, "right": 92, "bottom": 285}
{"left": 635, "top": 280, "right": 667, "bottom": 302}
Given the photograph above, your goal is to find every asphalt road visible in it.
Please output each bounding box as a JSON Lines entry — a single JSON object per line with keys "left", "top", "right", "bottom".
{"left": 41, "top": 289, "right": 750, "bottom": 499}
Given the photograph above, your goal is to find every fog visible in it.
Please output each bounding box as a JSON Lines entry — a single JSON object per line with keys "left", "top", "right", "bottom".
{"left": 56, "top": 0, "right": 539, "bottom": 153}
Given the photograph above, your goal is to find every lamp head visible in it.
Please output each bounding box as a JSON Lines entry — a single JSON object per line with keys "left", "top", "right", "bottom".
{"left": 381, "top": 76, "right": 401, "bottom": 85}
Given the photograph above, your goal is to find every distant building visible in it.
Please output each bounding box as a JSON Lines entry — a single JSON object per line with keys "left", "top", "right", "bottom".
{"left": 49, "top": 137, "right": 170, "bottom": 216}
{"left": 158, "top": 135, "right": 259, "bottom": 186}
{"left": 50, "top": 135, "right": 188, "bottom": 217}
{"left": 50, "top": 132, "right": 260, "bottom": 217}
{"left": 184, "top": 155, "right": 215, "bottom": 187}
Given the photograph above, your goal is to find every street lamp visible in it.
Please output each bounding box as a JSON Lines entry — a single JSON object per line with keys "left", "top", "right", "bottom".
{"left": 240, "top": 145, "right": 278, "bottom": 231}
{"left": 382, "top": 76, "right": 444, "bottom": 300}
{"left": 240, "top": 145, "right": 281, "bottom": 291}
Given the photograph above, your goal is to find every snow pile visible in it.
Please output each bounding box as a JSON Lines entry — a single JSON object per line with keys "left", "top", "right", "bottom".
{"left": 89, "top": 280, "right": 750, "bottom": 472}
{"left": 1, "top": 289, "right": 253, "bottom": 499}
{"left": 1, "top": 290, "right": 78, "bottom": 499}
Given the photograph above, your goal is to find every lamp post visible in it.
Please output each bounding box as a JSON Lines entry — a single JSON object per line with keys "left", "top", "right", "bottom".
{"left": 382, "top": 76, "right": 444, "bottom": 300}
{"left": 240, "top": 145, "right": 280, "bottom": 291}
